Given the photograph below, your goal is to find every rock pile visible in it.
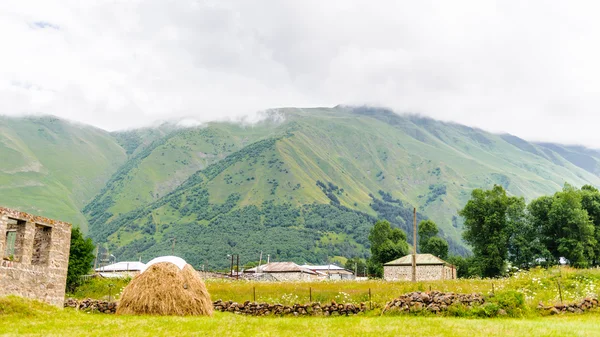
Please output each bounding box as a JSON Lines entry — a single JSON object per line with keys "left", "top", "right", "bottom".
{"left": 213, "top": 299, "right": 366, "bottom": 316}
{"left": 537, "top": 298, "right": 599, "bottom": 315}
{"left": 383, "top": 291, "right": 485, "bottom": 314}
{"left": 64, "top": 298, "right": 118, "bottom": 314}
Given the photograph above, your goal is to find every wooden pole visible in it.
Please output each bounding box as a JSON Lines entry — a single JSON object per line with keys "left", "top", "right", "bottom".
{"left": 93, "top": 246, "right": 99, "bottom": 271}
{"left": 253, "top": 286, "right": 256, "bottom": 302}
{"left": 412, "top": 207, "right": 417, "bottom": 282}
{"left": 310, "top": 287, "right": 312, "bottom": 303}
{"left": 557, "top": 280, "right": 563, "bottom": 304}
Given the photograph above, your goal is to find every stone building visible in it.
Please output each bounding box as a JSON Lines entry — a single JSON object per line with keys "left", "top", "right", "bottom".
{"left": 0, "top": 207, "right": 72, "bottom": 307}
{"left": 383, "top": 253, "right": 456, "bottom": 281}
{"left": 244, "top": 262, "right": 319, "bottom": 281}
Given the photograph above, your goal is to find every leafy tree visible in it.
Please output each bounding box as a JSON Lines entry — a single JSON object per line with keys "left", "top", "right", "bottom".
{"left": 423, "top": 237, "right": 449, "bottom": 260}
{"left": 527, "top": 195, "right": 555, "bottom": 265}
{"left": 446, "top": 255, "right": 477, "bottom": 278}
{"left": 66, "top": 227, "right": 95, "bottom": 292}
{"left": 580, "top": 185, "right": 600, "bottom": 266}
{"left": 418, "top": 219, "right": 449, "bottom": 259}
{"left": 547, "top": 184, "right": 596, "bottom": 267}
{"left": 344, "top": 257, "right": 367, "bottom": 276}
{"left": 367, "top": 220, "right": 409, "bottom": 277}
{"left": 507, "top": 195, "right": 545, "bottom": 269}
{"left": 418, "top": 220, "right": 438, "bottom": 249}
{"left": 459, "top": 185, "right": 526, "bottom": 277}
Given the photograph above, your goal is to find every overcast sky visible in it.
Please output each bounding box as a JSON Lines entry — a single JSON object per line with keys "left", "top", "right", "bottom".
{"left": 2, "top": 1, "right": 600, "bottom": 146}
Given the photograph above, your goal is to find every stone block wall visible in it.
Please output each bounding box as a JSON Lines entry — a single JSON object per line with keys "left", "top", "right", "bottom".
{"left": 0, "top": 207, "right": 72, "bottom": 307}
{"left": 268, "top": 272, "right": 318, "bottom": 281}
{"left": 384, "top": 264, "right": 456, "bottom": 281}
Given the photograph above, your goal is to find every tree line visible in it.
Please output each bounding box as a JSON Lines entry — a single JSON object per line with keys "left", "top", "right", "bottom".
{"left": 364, "top": 183, "right": 600, "bottom": 279}
{"left": 459, "top": 183, "right": 600, "bottom": 277}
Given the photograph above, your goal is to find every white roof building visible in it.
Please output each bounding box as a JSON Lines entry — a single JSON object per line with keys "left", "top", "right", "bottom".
{"left": 95, "top": 261, "right": 146, "bottom": 273}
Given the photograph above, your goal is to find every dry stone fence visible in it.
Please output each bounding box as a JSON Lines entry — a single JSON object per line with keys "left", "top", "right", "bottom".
{"left": 64, "top": 292, "right": 600, "bottom": 317}
{"left": 382, "top": 291, "right": 485, "bottom": 314}
{"left": 537, "top": 297, "right": 599, "bottom": 315}
{"left": 64, "top": 298, "right": 117, "bottom": 314}
{"left": 213, "top": 299, "right": 366, "bottom": 316}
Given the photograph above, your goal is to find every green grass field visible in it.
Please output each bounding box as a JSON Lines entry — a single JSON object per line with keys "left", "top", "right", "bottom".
{"left": 71, "top": 267, "right": 600, "bottom": 310}
{"left": 4, "top": 267, "right": 600, "bottom": 336}
{"left": 1, "top": 296, "right": 599, "bottom": 337}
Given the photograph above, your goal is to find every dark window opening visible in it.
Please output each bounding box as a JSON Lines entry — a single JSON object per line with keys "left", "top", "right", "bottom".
{"left": 32, "top": 224, "right": 52, "bottom": 266}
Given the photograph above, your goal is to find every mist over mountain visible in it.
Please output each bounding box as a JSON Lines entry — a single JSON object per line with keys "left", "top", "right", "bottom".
{"left": 3, "top": 106, "right": 600, "bottom": 268}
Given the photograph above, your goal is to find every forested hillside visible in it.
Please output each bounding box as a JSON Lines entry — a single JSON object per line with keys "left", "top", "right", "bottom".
{"left": 4, "top": 107, "right": 600, "bottom": 269}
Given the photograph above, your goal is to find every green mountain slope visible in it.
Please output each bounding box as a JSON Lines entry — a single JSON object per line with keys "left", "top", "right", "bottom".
{"left": 0, "top": 116, "right": 126, "bottom": 229}
{"left": 85, "top": 107, "right": 600, "bottom": 268}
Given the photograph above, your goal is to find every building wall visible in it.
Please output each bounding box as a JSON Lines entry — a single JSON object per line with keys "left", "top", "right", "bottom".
{"left": 0, "top": 207, "right": 72, "bottom": 307}
{"left": 383, "top": 264, "right": 456, "bottom": 281}
{"left": 268, "top": 272, "right": 317, "bottom": 281}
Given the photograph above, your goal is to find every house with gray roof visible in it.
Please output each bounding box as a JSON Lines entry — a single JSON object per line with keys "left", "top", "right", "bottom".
{"left": 383, "top": 253, "right": 456, "bottom": 281}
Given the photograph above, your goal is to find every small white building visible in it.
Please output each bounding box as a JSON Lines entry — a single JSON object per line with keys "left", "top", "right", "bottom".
{"left": 300, "top": 264, "right": 355, "bottom": 280}
{"left": 383, "top": 254, "right": 456, "bottom": 281}
{"left": 95, "top": 261, "right": 146, "bottom": 278}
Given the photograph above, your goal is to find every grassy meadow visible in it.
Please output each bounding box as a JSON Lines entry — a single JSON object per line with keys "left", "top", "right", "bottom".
{"left": 71, "top": 267, "right": 600, "bottom": 309}
{"left": 1, "top": 296, "right": 600, "bottom": 337}
{"left": 2, "top": 267, "right": 599, "bottom": 336}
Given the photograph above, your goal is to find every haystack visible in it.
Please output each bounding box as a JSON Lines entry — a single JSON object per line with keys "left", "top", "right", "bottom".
{"left": 116, "top": 257, "right": 213, "bottom": 316}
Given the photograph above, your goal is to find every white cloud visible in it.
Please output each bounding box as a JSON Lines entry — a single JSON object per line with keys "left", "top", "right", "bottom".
{"left": 1, "top": 1, "right": 600, "bottom": 147}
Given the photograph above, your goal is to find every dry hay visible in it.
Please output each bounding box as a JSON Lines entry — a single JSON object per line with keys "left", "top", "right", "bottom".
{"left": 116, "top": 262, "right": 213, "bottom": 316}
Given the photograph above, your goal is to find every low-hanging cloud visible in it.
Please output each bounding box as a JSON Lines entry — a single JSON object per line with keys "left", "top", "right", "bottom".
{"left": 2, "top": 1, "right": 600, "bottom": 147}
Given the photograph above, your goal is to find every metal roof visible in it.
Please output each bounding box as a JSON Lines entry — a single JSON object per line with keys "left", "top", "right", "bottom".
{"left": 300, "top": 264, "right": 344, "bottom": 270}
{"left": 142, "top": 256, "right": 187, "bottom": 273}
{"left": 245, "top": 262, "right": 317, "bottom": 274}
{"left": 300, "top": 264, "right": 354, "bottom": 274}
{"left": 95, "top": 261, "right": 146, "bottom": 272}
{"left": 383, "top": 254, "right": 453, "bottom": 266}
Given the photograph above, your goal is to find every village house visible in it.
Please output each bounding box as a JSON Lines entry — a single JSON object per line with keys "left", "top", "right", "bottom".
{"left": 383, "top": 253, "right": 456, "bottom": 281}
{"left": 300, "top": 264, "right": 355, "bottom": 280}
{"left": 94, "top": 261, "right": 146, "bottom": 278}
{"left": 0, "top": 207, "right": 72, "bottom": 307}
{"left": 244, "top": 262, "right": 319, "bottom": 281}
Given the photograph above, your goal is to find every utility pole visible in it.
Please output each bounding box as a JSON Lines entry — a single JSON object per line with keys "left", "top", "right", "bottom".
{"left": 412, "top": 207, "right": 417, "bottom": 282}
{"left": 93, "top": 246, "right": 99, "bottom": 271}
{"left": 258, "top": 251, "right": 263, "bottom": 273}
{"left": 355, "top": 261, "right": 358, "bottom": 278}
{"left": 236, "top": 254, "right": 240, "bottom": 280}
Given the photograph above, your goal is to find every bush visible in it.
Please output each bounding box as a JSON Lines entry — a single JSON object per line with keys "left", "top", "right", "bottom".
{"left": 487, "top": 290, "right": 526, "bottom": 317}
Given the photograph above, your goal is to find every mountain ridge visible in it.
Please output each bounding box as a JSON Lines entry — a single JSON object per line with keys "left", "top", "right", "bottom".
{"left": 3, "top": 107, "right": 600, "bottom": 268}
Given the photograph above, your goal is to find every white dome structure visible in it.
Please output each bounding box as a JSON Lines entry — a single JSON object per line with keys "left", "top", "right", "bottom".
{"left": 141, "top": 256, "right": 187, "bottom": 273}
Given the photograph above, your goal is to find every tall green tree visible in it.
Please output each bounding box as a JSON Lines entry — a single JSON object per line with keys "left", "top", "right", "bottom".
{"left": 580, "top": 185, "right": 600, "bottom": 266}
{"left": 418, "top": 220, "right": 438, "bottom": 249}
{"left": 459, "top": 185, "right": 526, "bottom": 277}
{"left": 507, "top": 195, "right": 545, "bottom": 269}
{"left": 423, "top": 237, "right": 449, "bottom": 260}
{"left": 367, "top": 220, "right": 409, "bottom": 277}
{"left": 66, "top": 227, "right": 95, "bottom": 292}
{"left": 547, "top": 184, "right": 596, "bottom": 267}
{"left": 344, "top": 257, "right": 367, "bottom": 276}
{"left": 418, "top": 220, "right": 449, "bottom": 259}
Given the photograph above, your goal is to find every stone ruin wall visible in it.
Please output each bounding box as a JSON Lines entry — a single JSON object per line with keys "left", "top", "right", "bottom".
{"left": 0, "top": 207, "right": 72, "bottom": 307}
{"left": 384, "top": 264, "right": 457, "bottom": 281}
